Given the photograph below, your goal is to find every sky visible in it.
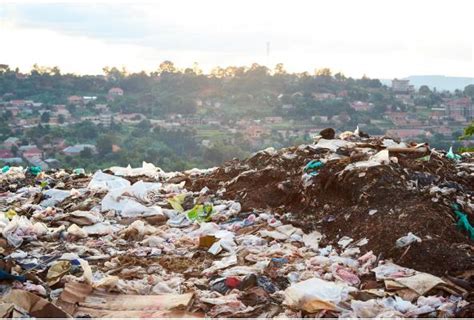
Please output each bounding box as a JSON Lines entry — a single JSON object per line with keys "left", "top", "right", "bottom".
{"left": 0, "top": 0, "right": 473, "bottom": 78}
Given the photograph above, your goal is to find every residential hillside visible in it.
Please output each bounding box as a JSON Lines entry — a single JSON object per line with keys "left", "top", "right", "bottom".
{"left": 382, "top": 75, "right": 474, "bottom": 92}
{"left": 1, "top": 63, "right": 473, "bottom": 171}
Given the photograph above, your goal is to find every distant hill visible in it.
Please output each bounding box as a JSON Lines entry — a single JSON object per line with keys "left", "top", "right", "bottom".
{"left": 381, "top": 75, "right": 474, "bottom": 92}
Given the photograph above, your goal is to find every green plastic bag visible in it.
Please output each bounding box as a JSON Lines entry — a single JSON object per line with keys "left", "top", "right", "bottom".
{"left": 1, "top": 165, "right": 10, "bottom": 173}
{"left": 73, "top": 168, "right": 85, "bottom": 175}
{"left": 446, "top": 147, "right": 461, "bottom": 161}
{"left": 304, "top": 160, "right": 324, "bottom": 176}
{"left": 452, "top": 204, "right": 474, "bottom": 240}
{"left": 28, "top": 166, "right": 42, "bottom": 176}
{"left": 187, "top": 203, "right": 214, "bottom": 222}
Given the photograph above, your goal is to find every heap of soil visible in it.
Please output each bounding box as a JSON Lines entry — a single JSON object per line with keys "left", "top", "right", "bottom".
{"left": 187, "top": 142, "right": 474, "bottom": 276}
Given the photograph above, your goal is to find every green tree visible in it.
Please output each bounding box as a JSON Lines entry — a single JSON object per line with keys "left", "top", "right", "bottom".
{"left": 315, "top": 68, "right": 332, "bottom": 77}
{"left": 2, "top": 110, "right": 13, "bottom": 121}
{"left": 41, "top": 112, "right": 50, "bottom": 123}
{"left": 58, "top": 114, "right": 66, "bottom": 124}
{"left": 158, "top": 60, "right": 177, "bottom": 74}
{"left": 464, "top": 84, "right": 474, "bottom": 99}
{"left": 10, "top": 145, "right": 18, "bottom": 156}
{"left": 80, "top": 147, "right": 93, "bottom": 158}
{"left": 462, "top": 122, "right": 474, "bottom": 138}
{"left": 274, "top": 63, "right": 286, "bottom": 75}
{"left": 96, "top": 134, "right": 115, "bottom": 155}
{"left": 419, "top": 85, "right": 431, "bottom": 95}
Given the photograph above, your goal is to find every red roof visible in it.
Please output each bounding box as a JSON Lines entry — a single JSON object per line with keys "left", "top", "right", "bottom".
{"left": 0, "top": 149, "right": 14, "bottom": 158}
{"left": 22, "top": 147, "right": 42, "bottom": 157}
{"left": 447, "top": 97, "right": 471, "bottom": 107}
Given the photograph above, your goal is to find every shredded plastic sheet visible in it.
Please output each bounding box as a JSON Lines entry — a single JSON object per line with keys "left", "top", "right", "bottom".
{"left": 40, "top": 189, "right": 71, "bottom": 208}
{"left": 108, "top": 161, "right": 165, "bottom": 178}
{"left": 100, "top": 181, "right": 164, "bottom": 217}
{"left": 343, "top": 149, "right": 391, "bottom": 171}
{"left": 312, "top": 138, "right": 354, "bottom": 152}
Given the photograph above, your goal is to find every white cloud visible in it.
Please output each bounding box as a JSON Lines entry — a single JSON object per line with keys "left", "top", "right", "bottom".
{"left": 0, "top": 0, "right": 473, "bottom": 78}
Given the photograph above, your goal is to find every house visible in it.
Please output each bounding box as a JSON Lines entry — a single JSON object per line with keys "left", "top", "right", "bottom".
{"left": 42, "top": 138, "right": 66, "bottom": 153}
{"left": 44, "top": 158, "right": 60, "bottom": 169}
{"left": 63, "top": 144, "right": 96, "bottom": 156}
{"left": 311, "top": 115, "right": 329, "bottom": 123}
{"left": 395, "top": 94, "right": 414, "bottom": 106}
{"left": 9, "top": 100, "right": 34, "bottom": 107}
{"left": 312, "top": 93, "right": 336, "bottom": 101}
{"left": 20, "top": 145, "right": 42, "bottom": 158}
{"left": 107, "top": 87, "right": 124, "bottom": 101}
{"left": 264, "top": 116, "right": 283, "bottom": 124}
{"left": 67, "top": 95, "right": 83, "bottom": 105}
{"left": 430, "top": 108, "right": 446, "bottom": 121}
{"left": 0, "top": 149, "right": 14, "bottom": 159}
{"left": 208, "top": 120, "right": 221, "bottom": 126}
{"left": 95, "top": 104, "right": 109, "bottom": 112}
{"left": 236, "top": 119, "right": 252, "bottom": 127}
{"left": 99, "top": 113, "right": 113, "bottom": 127}
{"left": 350, "top": 101, "right": 373, "bottom": 112}
{"left": 385, "top": 112, "right": 409, "bottom": 126}
{"left": 337, "top": 90, "right": 349, "bottom": 97}
{"left": 54, "top": 139, "right": 66, "bottom": 149}
{"left": 83, "top": 96, "right": 97, "bottom": 104}
{"left": 392, "top": 79, "right": 414, "bottom": 93}
{"left": 2, "top": 93, "right": 14, "bottom": 100}
{"left": 385, "top": 129, "right": 427, "bottom": 139}
{"left": 3, "top": 137, "right": 20, "bottom": 148}
{"left": 445, "top": 97, "right": 474, "bottom": 122}
{"left": 0, "top": 157, "right": 23, "bottom": 164}
{"left": 114, "top": 113, "right": 145, "bottom": 123}
{"left": 246, "top": 125, "right": 270, "bottom": 139}
{"left": 54, "top": 105, "right": 70, "bottom": 117}
{"left": 432, "top": 126, "right": 452, "bottom": 137}
{"left": 181, "top": 116, "right": 203, "bottom": 125}
{"left": 6, "top": 106, "right": 20, "bottom": 116}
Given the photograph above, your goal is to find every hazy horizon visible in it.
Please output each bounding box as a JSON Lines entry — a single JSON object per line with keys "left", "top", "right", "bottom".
{"left": 1, "top": 0, "right": 473, "bottom": 79}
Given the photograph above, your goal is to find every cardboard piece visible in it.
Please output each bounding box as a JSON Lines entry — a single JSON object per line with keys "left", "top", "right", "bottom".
{"left": 3, "top": 289, "right": 70, "bottom": 318}
{"left": 57, "top": 281, "right": 195, "bottom": 317}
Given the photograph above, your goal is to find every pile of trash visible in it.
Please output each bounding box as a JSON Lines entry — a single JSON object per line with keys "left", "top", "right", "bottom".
{"left": 0, "top": 129, "right": 473, "bottom": 318}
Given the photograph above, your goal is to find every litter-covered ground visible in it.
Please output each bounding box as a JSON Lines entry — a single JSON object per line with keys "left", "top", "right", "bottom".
{"left": 0, "top": 129, "right": 473, "bottom": 318}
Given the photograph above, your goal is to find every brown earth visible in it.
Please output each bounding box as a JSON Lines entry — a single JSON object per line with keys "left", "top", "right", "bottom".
{"left": 187, "top": 143, "right": 474, "bottom": 276}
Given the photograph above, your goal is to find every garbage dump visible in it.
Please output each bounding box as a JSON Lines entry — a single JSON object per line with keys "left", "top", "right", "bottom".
{"left": 0, "top": 130, "right": 473, "bottom": 318}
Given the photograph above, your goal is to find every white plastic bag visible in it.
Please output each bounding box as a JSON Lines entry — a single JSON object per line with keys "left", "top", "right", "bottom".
{"left": 284, "top": 277, "right": 349, "bottom": 312}
{"left": 88, "top": 171, "right": 130, "bottom": 191}
{"left": 395, "top": 232, "right": 421, "bottom": 248}
{"left": 40, "top": 189, "right": 71, "bottom": 208}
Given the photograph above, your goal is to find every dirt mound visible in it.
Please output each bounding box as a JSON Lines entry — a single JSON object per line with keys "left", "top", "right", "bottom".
{"left": 187, "top": 138, "right": 474, "bottom": 276}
